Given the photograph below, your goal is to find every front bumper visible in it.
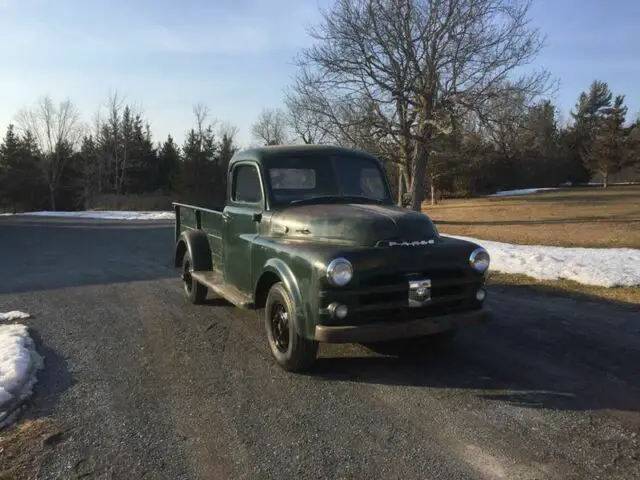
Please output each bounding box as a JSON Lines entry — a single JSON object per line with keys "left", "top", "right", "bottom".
{"left": 314, "top": 307, "right": 492, "bottom": 343}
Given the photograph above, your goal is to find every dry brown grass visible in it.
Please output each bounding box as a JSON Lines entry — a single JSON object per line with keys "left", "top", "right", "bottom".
{"left": 488, "top": 272, "right": 640, "bottom": 307}
{"left": 425, "top": 186, "right": 640, "bottom": 249}
{"left": 0, "top": 418, "right": 57, "bottom": 479}
{"left": 425, "top": 186, "right": 640, "bottom": 305}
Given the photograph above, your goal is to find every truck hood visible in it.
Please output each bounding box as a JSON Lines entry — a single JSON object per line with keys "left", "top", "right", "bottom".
{"left": 267, "top": 203, "right": 439, "bottom": 247}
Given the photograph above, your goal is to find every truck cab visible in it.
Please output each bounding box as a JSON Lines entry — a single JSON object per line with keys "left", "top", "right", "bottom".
{"left": 173, "top": 144, "right": 491, "bottom": 372}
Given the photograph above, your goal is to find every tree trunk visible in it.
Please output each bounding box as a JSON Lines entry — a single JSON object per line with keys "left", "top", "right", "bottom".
{"left": 430, "top": 178, "right": 436, "bottom": 206}
{"left": 403, "top": 166, "right": 412, "bottom": 196}
{"left": 397, "top": 163, "right": 405, "bottom": 205}
{"left": 49, "top": 184, "right": 56, "bottom": 211}
{"left": 410, "top": 145, "right": 428, "bottom": 212}
{"left": 603, "top": 171, "right": 609, "bottom": 189}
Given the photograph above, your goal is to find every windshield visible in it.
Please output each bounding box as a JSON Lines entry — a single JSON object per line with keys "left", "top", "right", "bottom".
{"left": 265, "top": 154, "right": 392, "bottom": 206}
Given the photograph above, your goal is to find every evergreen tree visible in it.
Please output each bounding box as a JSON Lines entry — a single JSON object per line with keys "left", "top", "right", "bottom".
{"left": 584, "top": 95, "right": 629, "bottom": 187}
{"left": 176, "top": 127, "right": 219, "bottom": 204}
{"left": 0, "top": 125, "right": 46, "bottom": 212}
{"left": 568, "top": 80, "right": 618, "bottom": 184}
{"left": 0, "top": 124, "right": 25, "bottom": 212}
{"left": 157, "top": 135, "right": 181, "bottom": 195}
{"left": 78, "top": 135, "right": 99, "bottom": 209}
{"left": 125, "top": 115, "right": 158, "bottom": 194}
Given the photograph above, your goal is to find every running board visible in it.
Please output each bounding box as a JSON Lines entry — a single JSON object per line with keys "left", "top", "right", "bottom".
{"left": 191, "top": 270, "right": 254, "bottom": 309}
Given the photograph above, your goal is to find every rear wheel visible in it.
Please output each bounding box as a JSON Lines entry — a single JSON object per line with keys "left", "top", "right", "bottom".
{"left": 264, "top": 282, "right": 318, "bottom": 372}
{"left": 181, "top": 252, "right": 207, "bottom": 304}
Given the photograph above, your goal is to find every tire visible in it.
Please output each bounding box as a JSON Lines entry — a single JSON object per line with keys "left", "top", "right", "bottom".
{"left": 181, "top": 251, "right": 208, "bottom": 304}
{"left": 264, "top": 282, "right": 318, "bottom": 372}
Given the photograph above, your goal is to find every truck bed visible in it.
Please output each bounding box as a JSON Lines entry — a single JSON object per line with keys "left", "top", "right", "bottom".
{"left": 173, "top": 202, "right": 225, "bottom": 267}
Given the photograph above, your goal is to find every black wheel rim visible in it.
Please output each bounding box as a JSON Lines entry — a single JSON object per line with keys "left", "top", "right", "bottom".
{"left": 269, "top": 302, "right": 290, "bottom": 353}
{"left": 182, "top": 259, "right": 193, "bottom": 293}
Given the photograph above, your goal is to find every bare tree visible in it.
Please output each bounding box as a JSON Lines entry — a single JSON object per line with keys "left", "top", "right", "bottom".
{"left": 290, "top": 0, "right": 553, "bottom": 211}
{"left": 16, "top": 95, "right": 83, "bottom": 210}
{"left": 106, "top": 91, "right": 126, "bottom": 194}
{"left": 480, "top": 86, "right": 531, "bottom": 158}
{"left": 283, "top": 88, "right": 331, "bottom": 144}
{"left": 218, "top": 120, "right": 239, "bottom": 144}
{"left": 193, "top": 102, "right": 217, "bottom": 148}
{"left": 251, "top": 108, "right": 289, "bottom": 145}
{"left": 89, "top": 90, "right": 149, "bottom": 196}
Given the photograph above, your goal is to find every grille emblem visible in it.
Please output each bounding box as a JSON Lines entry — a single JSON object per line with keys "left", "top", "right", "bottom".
{"left": 408, "top": 278, "right": 432, "bottom": 307}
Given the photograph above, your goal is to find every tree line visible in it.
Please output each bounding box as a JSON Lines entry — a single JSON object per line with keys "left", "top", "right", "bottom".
{"left": 0, "top": 94, "right": 238, "bottom": 212}
{"left": 1, "top": 0, "right": 639, "bottom": 213}
{"left": 254, "top": 78, "right": 640, "bottom": 206}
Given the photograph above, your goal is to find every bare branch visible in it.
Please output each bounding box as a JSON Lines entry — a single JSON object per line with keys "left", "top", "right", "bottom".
{"left": 289, "top": 0, "right": 553, "bottom": 210}
{"left": 218, "top": 120, "right": 239, "bottom": 142}
{"left": 251, "top": 108, "right": 289, "bottom": 145}
{"left": 15, "top": 94, "right": 82, "bottom": 209}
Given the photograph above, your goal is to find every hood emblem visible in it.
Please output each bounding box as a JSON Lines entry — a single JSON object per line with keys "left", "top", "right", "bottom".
{"left": 379, "top": 239, "right": 436, "bottom": 247}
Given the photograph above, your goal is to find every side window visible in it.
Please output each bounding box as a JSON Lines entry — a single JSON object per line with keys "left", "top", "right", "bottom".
{"left": 232, "top": 165, "right": 263, "bottom": 204}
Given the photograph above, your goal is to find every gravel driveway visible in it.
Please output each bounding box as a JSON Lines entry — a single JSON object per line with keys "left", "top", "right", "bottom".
{"left": 1, "top": 216, "right": 639, "bottom": 479}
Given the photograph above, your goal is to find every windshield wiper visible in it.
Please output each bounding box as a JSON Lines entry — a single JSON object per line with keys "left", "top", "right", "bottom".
{"left": 289, "top": 195, "right": 386, "bottom": 206}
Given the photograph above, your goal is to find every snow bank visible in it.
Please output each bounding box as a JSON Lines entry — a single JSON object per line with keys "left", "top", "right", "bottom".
{"left": 20, "top": 210, "right": 174, "bottom": 220}
{"left": 449, "top": 235, "right": 640, "bottom": 288}
{"left": 0, "top": 311, "right": 43, "bottom": 428}
{"left": 0, "top": 311, "right": 32, "bottom": 321}
{"left": 488, "top": 188, "right": 558, "bottom": 197}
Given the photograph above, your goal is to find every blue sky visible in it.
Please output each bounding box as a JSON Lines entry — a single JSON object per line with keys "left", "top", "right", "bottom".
{"left": 1, "top": 0, "right": 638, "bottom": 148}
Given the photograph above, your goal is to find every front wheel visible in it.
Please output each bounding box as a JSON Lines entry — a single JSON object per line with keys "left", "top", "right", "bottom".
{"left": 264, "top": 282, "right": 318, "bottom": 372}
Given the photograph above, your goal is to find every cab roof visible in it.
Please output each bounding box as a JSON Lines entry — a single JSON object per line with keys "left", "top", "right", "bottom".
{"left": 228, "top": 144, "right": 381, "bottom": 168}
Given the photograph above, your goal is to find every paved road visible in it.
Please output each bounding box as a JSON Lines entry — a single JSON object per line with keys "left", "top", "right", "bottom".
{"left": 1, "top": 216, "right": 639, "bottom": 479}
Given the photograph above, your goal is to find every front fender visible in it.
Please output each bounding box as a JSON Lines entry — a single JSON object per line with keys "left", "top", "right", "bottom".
{"left": 262, "top": 257, "right": 313, "bottom": 338}
{"left": 175, "top": 229, "right": 213, "bottom": 271}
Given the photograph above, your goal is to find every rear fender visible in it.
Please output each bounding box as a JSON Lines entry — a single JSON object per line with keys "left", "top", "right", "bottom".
{"left": 174, "top": 229, "right": 213, "bottom": 271}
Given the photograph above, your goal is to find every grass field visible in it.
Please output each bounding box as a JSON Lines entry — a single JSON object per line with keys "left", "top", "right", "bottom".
{"left": 426, "top": 186, "right": 640, "bottom": 249}
{"left": 426, "top": 186, "right": 640, "bottom": 305}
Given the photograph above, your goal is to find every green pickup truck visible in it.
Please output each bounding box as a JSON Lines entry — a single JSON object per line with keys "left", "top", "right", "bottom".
{"left": 173, "top": 144, "right": 491, "bottom": 372}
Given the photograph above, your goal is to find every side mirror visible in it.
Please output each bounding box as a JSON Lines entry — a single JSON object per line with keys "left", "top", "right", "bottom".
{"left": 252, "top": 212, "right": 262, "bottom": 223}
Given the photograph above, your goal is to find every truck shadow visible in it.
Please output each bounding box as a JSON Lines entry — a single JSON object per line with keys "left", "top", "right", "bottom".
{"left": 489, "top": 281, "right": 640, "bottom": 311}
{"left": 310, "top": 285, "right": 640, "bottom": 417}
{"left": 15, "top": 327, "right": 75, "bottom": 424}
{"left": 202, "top": 297, "right": 236, "bottom": 308}
{"left": 312, "top": 345, "right": 640, "bottom": 417}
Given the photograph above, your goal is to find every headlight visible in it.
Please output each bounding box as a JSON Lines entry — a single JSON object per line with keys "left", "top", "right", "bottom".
{"left": 469, "top": 247, "right": 490, "bottom": 273}
{"left": 326, "top": 257, "right": 353, "bottom": 286}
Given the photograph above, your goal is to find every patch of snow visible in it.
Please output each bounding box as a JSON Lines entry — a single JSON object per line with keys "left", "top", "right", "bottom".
{"left": 587, "top": 181, "right": 639, "bottom": 186}
{"left": 0, "top": 311, "right": 31, "bottom": 321}
{"left": 0, "top": 312, "right": 43, "bottom": 428}
{"left": 448, "top": 235, "right": 640, "bottom": 288}
{"left": 488, "top": 188, "right": 558, "bottom": 197}
{"left": 20, "top": 210, "right": 175, "bottom": 220}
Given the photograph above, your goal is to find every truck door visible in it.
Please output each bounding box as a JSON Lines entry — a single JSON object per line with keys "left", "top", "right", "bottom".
{"left": 223, "top": 161, "right": 264, "bottom": 294}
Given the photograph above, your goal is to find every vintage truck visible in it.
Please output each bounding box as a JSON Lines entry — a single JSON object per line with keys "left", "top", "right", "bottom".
{"left": 172, "top": 144, "right": 491, "bottom": 372}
